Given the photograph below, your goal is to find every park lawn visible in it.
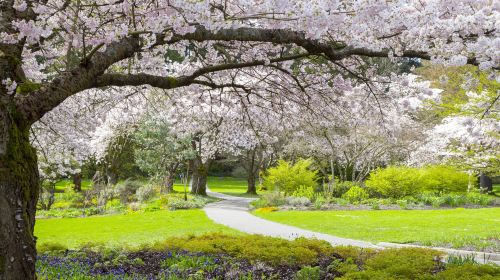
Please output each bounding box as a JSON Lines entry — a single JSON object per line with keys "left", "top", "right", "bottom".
{"left": 254, "top": 208, "right": 500, "bottom": 250}
{"left": 55, "top": 179, "right": 93, "bottom": 192}
{"left": 207, "top": 176, "right": 263, "bottom": 197}
{"left": 35, "top": 209, "right": 240, "bottom": 250}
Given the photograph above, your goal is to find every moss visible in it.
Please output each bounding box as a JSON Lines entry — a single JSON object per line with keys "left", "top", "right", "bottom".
{"left": 0, "top": 254, "right": 4, "bottom": 273}
{"left": 167, "top": 76, "right": 178, "bottom": 88}
{"left": 15, "top": 81, "right": 42, "bottom": 95}
{"left": 3, "top": 105, "right": 38, "bottom": 235}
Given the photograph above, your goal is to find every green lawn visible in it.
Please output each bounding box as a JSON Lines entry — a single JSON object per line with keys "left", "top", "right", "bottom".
{"left": 35, "top": 209, "right": 240, "bottom": 249}
{"left": 254, "top": 208, "right": 500, "bottom": 250}
{"left": 55, "top": 179, "right": 93, "bottom": 192}
{"left": 207, "top": 176, "right": 263, "bottom": 197}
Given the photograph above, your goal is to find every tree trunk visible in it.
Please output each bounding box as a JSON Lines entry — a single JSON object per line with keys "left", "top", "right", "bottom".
{"left": 0, "top": 105, "right": 39, "bottom": 280}
{"left": 164, "top": 173, "right": 175, "bottom": 193}
{"left": 479, "top": 173, "right": 493, "bottom": 193}
{"left": 247, "top": 173, "right": 257, "bottom": 195}
{"left": 72, "top": 172, "right": 82, "bottom": 192}
{"left": 190, "top": 158, "right": 208, "bottom": 196}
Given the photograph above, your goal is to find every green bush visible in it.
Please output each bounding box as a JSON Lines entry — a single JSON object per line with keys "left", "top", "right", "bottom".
{"left": 330, "top": 181, "right": 360, "bottom": 198}
{"left": 365, "top": 166, "right": 422, "bottom": 198}
{"left": 366, "top": 165, "right": 471, "bottom": 198}
{"left": 136, "top": 184, "right": 156, "bottom": 202}
{"left": 465, "top": 191, "right": 495, "bottom": 206}
{"left": 116, "top": 179, "right": 143, "bottom": 202}
{"left": 292, "top": 185, "right": 316, "bottom": 201}
{"left": 416, "top": 192, "right": 495, "bottom": 207}
{"left": 435, "top": 263, "right": 500, "bottom": 280}
{"left": 251, "top": 192, "right": 287, "bottom": 208}
{"left": 341, "top": 247, "right": 444, "bottom": 279}
{"left": 420, "top": 165, "right": 471, "bottom": 193}
{"left": 341, "top": 186, "right": 369, "bottom": 203}
{"left": 295, "top": 266, "right": 321, "bottom": 280}
{"left": 286, "top": 196, "right": 311, "bottom": 207}
{"left": 261, "top": 159, "right": 318, "bottom": 195}
{"left": 152, "top": 233, "right": 335, "bottom": 266}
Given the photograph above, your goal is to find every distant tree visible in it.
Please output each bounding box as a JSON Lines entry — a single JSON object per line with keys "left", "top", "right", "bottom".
{"left": 134, "top": 115, "right": 195, "bottom": 193}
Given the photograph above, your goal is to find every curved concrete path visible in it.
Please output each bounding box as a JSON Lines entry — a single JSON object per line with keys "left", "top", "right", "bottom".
{"left": 203, "top": 189, "right": 500, "bottom": 265}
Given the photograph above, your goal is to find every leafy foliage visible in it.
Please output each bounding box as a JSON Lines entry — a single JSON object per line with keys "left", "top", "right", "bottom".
{"left": 261, "top": 159, "right": 318, "bottom": 195}
{"left": 341, "top": 186, "right": 369, "bottom": 203}
{"left": 366, "top": 165, "right": 472, "bottom": 198}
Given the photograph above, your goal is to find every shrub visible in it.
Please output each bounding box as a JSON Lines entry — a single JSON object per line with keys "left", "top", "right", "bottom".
{"left": 116, "top": 179, "right": 143, "bottom": 203}
{"left": 341, "top": 186, "right": 369, "bottom": 203}
{"left": 105, "top": 198, "right": 123, "bottom": 209}
{"left": 261, "top": 159, "right": 318, "bottom": 195}
{"left": 465, "top": 191, "right": 495, "bottom": 206}
{"left": 152, "top": 233, "right": 335, "bottom": 266}
{"left": 366, "top": 165, "right": 471, "bottom": 198}
{"left": 286, "top": 196, "right": 311, "bottom": 207}
{"left": 251, "top": 192, "right": 287, "bottom": 208}
{"left": 365, "top": 166, "right": 423, "bottom": 198}
{"left": 420, "top": 165, "right": 471, "bottom": 193}
{"left": 37, "top": 242, "right": 67, "bottom": 253}
{"left": 330, "top": 181, "right": 360, "bottom": 198}
{"left": 295, "top": 266, "right": 321, "bottom": 280}
{"left": 38, "top": 188, "right": 55, "bottom": 210}
{"left": 167, "top": 197, "right": 206, "bottom": 210}
{"left": 341, "top": 248, "right": 444, "bottom": 279}
{"left": 97, "top": 187, "right": 115, "bottom": 208}
{"left": 435, "top": 263, "right": 500, "bottom": 280}
{"left": 292, "top": 185, "right": 316, "bottom": 201}
{"left": 314, "top": 196, "right": 326, "bottom": 209}
{"left": 136, "top": 184, "right": 156, "bottom": 202}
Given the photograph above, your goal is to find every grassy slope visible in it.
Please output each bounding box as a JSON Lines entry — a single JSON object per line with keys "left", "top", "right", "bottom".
{"left": 35, "top": 209, "right": 240, "bottom": 249}
{"left": 254, "top": 208, "right": 500, "bottom": 248}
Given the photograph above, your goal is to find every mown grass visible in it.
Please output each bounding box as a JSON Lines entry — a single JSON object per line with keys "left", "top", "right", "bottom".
{"left": 207, "top": 176, "right": 263, "bottom": 197}
{"left": 254, "top": 208, "right": 500, "bottom": 250}
{"left": 35, "top": 209, "right": 240, "bottom": 250}
{"left": 55, "top": 179, "right": 93, "bottom": 192}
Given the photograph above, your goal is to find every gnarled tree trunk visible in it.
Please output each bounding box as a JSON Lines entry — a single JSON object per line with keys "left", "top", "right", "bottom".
{"left": 190, "top": 157, "right": 210, "bottom": 196}
{"left": 0, "top": 103, "right": 39, "bottom": 280}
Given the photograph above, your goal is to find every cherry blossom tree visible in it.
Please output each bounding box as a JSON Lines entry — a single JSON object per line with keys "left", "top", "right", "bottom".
{"left": 285, "top": 74, "right": 439, "bottom": 183}
{"left": 0, "top": 0, "right": 497, "bottom": 278}
{"left": 409, "top": 90, "right": 500, "bottom": 189}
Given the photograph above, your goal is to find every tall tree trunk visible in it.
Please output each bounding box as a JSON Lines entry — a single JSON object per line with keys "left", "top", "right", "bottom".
{"left": 246, "top": 149, "right": 257, "bottom": 195}
{"left": 72, "top": 172, "right": 82, "bottom": 192}
{"left": 190, "top": 158, "right": 209, "bottom": 195}
{"left": 164, "top": 173, "right": 175, "bottom": 193}
{"left": 0, "top": 105, "right": 39, "bottom": 280}
{"left": 247, "top": 173, "right": 257, "bottom": 195}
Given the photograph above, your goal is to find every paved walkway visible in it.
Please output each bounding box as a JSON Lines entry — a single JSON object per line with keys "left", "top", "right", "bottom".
{"left": 203, "top": 189, "right": 500, "bottom": 265}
